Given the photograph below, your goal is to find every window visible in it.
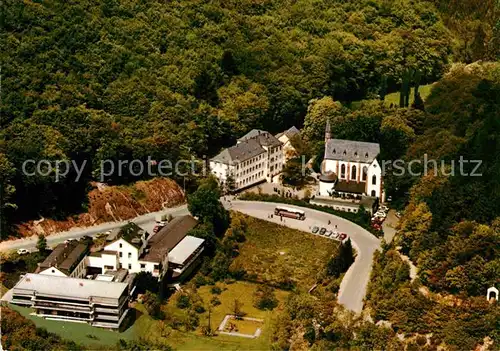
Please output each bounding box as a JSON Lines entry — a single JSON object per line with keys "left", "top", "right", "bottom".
{"left": 365, "top": 152, "right": 369, "bottom": 158}
{"left": 362, "top": 166, "right": 368, "bottom": 181}
{"left": 140, "top": 263, "right": 146, "bottom": 269}
{"left": 119, "top": 252, "right": 123, "bottom": 258}
{"left": 343, "top": 150, "right": 347, "bottom": 155}
{"left": 371, "top": 190, "right": 376, "bottom": 197}
{"left": 128, "top": 252, "right": 132, "bottom": 258}
{"left": 372, "top": 175, "right": 377, "bottom": 185}
{"left": 341, "top": 164, "right": 346, "bottom": 178}
{"left": 119, "top": 243, "right": 122, "bottom": 248}
{"left": 128, "top": 264, "right": 132, "bottom": 269}
{"left": 351, "top": 165, "right": 357, "bottom": 180}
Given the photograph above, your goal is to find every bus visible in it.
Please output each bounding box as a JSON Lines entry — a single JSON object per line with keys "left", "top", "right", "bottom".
{"left": 274, "top": 206, "right": 306, "bottom": 220}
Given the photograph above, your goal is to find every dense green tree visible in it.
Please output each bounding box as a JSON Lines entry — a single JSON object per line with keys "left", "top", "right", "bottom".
{"left": 36, "top": 234, "right": 47, "bottom": 252}
{"left": 187, "top": 177, "right": 229, "bottom": 236}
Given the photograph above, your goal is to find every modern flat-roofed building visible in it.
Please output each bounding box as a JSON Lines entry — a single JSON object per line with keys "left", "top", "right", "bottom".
{"left": 167, "top": 236, "right": 205, "bottom": 278}
{"left": 139, "top": 215, "right": 203, "bottom": 280}
{"left": 36, "top": 241, "right": 90, "bottom": 278}
{"left": 11, "top": 273, "right": 129, "bottom": 329}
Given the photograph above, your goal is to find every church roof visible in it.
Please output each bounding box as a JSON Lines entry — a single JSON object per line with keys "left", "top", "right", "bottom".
{"left": 324, "top": 139, "right": 380, "bottom": 163}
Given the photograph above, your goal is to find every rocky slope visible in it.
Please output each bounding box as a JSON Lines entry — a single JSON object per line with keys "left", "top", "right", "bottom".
{"left": 15, "top": 178, "right": 184, "bottom": 238}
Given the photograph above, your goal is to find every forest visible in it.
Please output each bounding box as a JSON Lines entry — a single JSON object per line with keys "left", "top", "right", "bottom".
{"left": 0, "top": 0, "right": 459, "bottom": 234}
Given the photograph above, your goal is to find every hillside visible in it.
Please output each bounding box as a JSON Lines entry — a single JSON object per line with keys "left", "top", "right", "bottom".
{"left": 1, "top": 0, "right": 453, "bottom": 235}
{"left": 14, "top": 177, "right": 184, "bottom": 239}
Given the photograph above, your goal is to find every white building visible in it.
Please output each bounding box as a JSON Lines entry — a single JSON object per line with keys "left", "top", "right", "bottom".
{"left": 210, "top": 129, "right": 284, "bottom": 191}
{"left": 86, "top": 216, "right": 203, "bottom": 281}
{"left": 318, "top": 119, "right": 383, "bottom": 200}
{"left": 36, "top": 241, "right": 89, "bottom": 279}
{"left": 275, "top": 126, "right": 300, "bottom": 162}
{"left": 11, "top": 273, "right": 129, "bottom": 329}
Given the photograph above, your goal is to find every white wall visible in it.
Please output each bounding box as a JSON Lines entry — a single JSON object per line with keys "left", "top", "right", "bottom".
{"left": 86, "top": 252, "right": 120, "bottom": 274}
{"left": 105, "top": 239, "right": 141, "bottom": 272}
{"left": 366, "top": 159, "right": 382, "bottom": 198}
{"left": 69, "top": 257, "right": 88, "bottom": 278}
{"left": 319, "top": 181, "right": 335, "bottom": 197}
{"left": 39, "top": 267, "right": 67, "bottom": 277}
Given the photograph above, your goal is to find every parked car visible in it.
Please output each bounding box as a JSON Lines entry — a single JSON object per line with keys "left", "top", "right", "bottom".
{"left": 312, "top": 226, "right": 319, "bottom": 234}
{"left": 331, "top": 231, "right": 339, "bottom": 239}
{"left": 374, "top": 211, "right": 387, "bottom": 218}
{"left": 64, "top": 239, "right": 77, "bottom": 244}
{"left": 319, "top": 227, "right": 327, "bottom": 235}
{"left": 396, "top": 211, "right": 402, "bottom": 218}
{"left": 325, "top": 230, "right": 332, "bottom": 237}
{"left": 379, "top": 205, "right": 389, "bottom": 212}
{"left": 339, "top": 233, "right": 348, "bottom": 241}
{"left": 153, "top": 224, "right": 165, "bottom": 234}
{"left": 17, "top": 248, "right": 30, "bottom": 255}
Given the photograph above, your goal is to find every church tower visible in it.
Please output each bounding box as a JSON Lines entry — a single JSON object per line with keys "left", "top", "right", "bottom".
{"left": 325, "top": 118, "right": 332, "bottom": 144}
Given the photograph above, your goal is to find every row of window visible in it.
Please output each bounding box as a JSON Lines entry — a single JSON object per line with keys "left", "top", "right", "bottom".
{"left": 238, "top": 162, "right": 265, "bottom": 176}
{"left": 119, "top": 252, "right": 133, "bottom": 259}
{"left": 237, "top": 172, "right": 264, "bottom": 187}
{"left": 236, "top": 154, "right": 264, "bottom": 169}
{"left": 338, "top": 164, "right": 376, "bottom": 185}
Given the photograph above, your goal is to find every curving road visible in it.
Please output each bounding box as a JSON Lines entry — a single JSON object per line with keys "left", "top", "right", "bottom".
{"left": 0, "top": 199, "right": 380, "bottom": 313}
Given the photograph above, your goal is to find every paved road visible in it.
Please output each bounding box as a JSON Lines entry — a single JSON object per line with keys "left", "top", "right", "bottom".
{"left": 227, "top": 200, "right": 380, "bottom": 313}
{"left": 0, "top": 199, "right": 380, "bottom": 313}
{"left": 0, "top": 204, "right": 189, "bottom": 252}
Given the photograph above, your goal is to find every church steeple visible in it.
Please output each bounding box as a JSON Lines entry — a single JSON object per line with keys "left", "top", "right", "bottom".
{"left": 325, "top": 118, "right": 332, "bottom": 144}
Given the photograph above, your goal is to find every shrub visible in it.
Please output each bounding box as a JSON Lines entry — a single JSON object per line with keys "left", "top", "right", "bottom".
{"left": 194, "top": 304, "right": 206, "bottom": 314}
{"left": 194, "top": 275, "right": 207, "bottom": 288}
{"left": 210, "top": 297, "right": 221, "bottom": 306}
{"left": 211, "top": 286, "right": 222, "bottom": 295}
{"left": 253, "top": 285, "right": 278, "bottom": 310}
{"left": 176, "top": 294, "right": 191, "bottom": 309}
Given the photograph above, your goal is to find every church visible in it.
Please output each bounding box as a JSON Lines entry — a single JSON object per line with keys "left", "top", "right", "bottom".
{"left": 318, "top": 119, "right": 383, "bottom": 201}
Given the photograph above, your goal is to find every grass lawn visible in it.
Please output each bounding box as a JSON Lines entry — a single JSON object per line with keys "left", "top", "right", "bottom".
{"left": 9, "top": 304, "right": 135, "bottom": 348}
{"left": 136, "top": 281, "right": 289, "bottom": 350}
{"left": 383, "top": 83, "right": 433, "bottom": 106}
{"left": 230, "top": 216, "right": 337, "bottom": 290}
{"left": 351, "top": 83, "right": 434, "bottom": 110}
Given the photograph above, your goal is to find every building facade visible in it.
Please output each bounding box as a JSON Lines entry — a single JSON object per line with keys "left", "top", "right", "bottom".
{"left": 319, "top": 119, "right": 383, "bottom": 200}
{"left": 210, "top": 129, "right": 283, "bottom": 191}
{"left": 11, "top": 273, "right": 129, "bottom": 329}
{"left": 275, "top": 126, "right": 300, "bottom": 162}
{"left": 36, "top": 242, "right": 90, "bottom": 279}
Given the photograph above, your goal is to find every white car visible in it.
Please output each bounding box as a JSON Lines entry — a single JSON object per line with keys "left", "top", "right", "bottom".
{"left": 17, "top": 248, "right": 30, "bottom": 255}
{"left": 375, "top": 210, "right": 387, "bottom": 216}
{"left": 380, "top": 205, "right": 389, "bottom": 212}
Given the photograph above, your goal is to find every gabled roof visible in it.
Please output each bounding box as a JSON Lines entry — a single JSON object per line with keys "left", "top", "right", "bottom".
{"left": 140, "top": 215, "right": 198, "bottom": 263}
{"left": 108, "top": 223, "right": 148, "bottom": 248}
{"left": 324, "top": 139, "right": 380, "bottom": 163}
{"left": 211, "top": 129, "right": 282, "bottom": 165}
{"left": 276, "top": 126, "right": 300, "bottom": 139}
{"left": 37, "top": 242, "right": 90, "bottom": 276}
{"left": 211, "top": 138, "right": 266, "bottom": 165}
{"left": 238, "top": 129, "right": 268, "bottom": 141}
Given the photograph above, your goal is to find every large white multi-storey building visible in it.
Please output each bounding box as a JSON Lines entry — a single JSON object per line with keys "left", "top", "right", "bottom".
{"left": 319, "top": 119, "right": 383, "bottom": 200}
{"left": 210, "top": 129, "right": 284, "bottom": 191}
